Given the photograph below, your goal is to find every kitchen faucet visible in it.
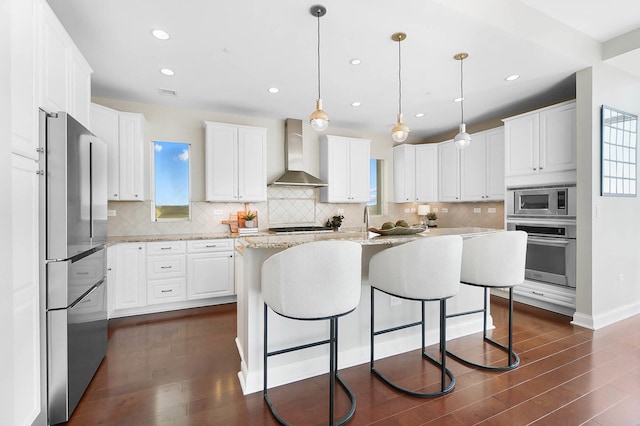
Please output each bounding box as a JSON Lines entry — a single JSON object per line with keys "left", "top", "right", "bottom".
{"left": 363, "top": 204, "right": 369, "bottom": 231}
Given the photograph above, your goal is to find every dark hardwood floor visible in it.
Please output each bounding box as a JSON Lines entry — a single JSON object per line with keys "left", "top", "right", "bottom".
{"left": 65, "top": 298, "right": 640, "bottom": 425}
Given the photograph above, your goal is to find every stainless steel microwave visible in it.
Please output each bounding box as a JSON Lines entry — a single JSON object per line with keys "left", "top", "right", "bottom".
{"left": 507, "top": 185, "right": 576, "bottom": 217}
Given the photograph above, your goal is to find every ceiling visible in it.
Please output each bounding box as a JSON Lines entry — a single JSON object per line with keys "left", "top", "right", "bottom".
{"left": 47, "top": 0, "right": 640, "bottom": 141}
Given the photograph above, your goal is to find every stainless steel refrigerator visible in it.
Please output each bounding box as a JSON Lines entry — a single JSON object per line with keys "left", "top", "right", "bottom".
{"left": 39, "top": 110, "right": 108, "bottom": 425}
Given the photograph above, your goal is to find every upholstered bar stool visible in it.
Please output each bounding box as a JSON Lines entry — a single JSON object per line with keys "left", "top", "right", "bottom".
{"left": 446, "top": 231, "right": 527, "bottom": 371}
{"left": 262, "top": 240, "right": 362, "bottom": 426}
{"left": 369, "top": 235, "right": 463, "bottom": 398}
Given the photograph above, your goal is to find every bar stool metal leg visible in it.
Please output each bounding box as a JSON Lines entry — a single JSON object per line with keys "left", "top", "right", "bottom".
{"left": 446, "top": 286, "right": 520, "bottom": 371}
{"left": 370, "top": 287, "right": 455, "bottom": 398}
{"left": 263, "top": 305, "right": 356, "bottom": 426}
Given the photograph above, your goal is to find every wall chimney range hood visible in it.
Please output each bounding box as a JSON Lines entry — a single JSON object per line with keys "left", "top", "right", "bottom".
{"left": 270, "top": 119, "right": 328, "bottom": 187}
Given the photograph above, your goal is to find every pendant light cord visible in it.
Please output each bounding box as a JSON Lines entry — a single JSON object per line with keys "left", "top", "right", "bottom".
{"left": 398, "top": 38, "right": 402, "bottom": 115}
{"left": 460, "top": 56, "right": 464, "bottom": 123}
{"left": 316, "top": 12, "right": 321, "bottom": 100}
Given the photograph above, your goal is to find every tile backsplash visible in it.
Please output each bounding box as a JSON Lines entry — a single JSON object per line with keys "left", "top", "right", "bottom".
{"left": 107, "top": 187, "right": 504, "bottom": 236}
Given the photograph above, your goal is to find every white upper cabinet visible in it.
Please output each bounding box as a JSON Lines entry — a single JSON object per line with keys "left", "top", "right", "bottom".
{"left": 118, "top": 112, "right": 145, "bottom": 200}
{"left": 204, "top": 121, "right": 267, "bottom": 202}
{"left": 393, "top": 144, "right": 438, "bottom": 203}
{"left": 460, "top": 128, "right": 505, "bottom": 201}
{"left": 440, "top": 127, "right": 505, "bottom": 202}
{"left": 438, "top": 140, "right": 460, "bottom": 202}
{"left": 320, "top": 135, "right": 371, "bottom": 203}
{"left": 39, "top": 0, "right": 92, "bottom": 128}
{"left": 90, "top": 103, "right": 145, "bottom": 201}
{"left": 504, "top": 101, "right": 576, "bottom": 182}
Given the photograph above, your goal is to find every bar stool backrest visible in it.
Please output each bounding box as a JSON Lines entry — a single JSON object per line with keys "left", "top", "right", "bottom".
{"left": 369, "top": 235, "right": 463, "bottom": 300}
{"left": 461, "top": 231, "right": 527, "bottom": 287}
{"left": 262, "top": 240, "right": 362, "bottom": 319}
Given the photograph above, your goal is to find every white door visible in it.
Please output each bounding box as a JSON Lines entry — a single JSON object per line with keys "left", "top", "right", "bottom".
{"left": 505, "top": 113, "right": 539, "bottom": 176}
{"left": 118, "top": 113, "right": 145, "bottom": 200}
{"left": 187, "top": 252, "right": 234, "bottom": 299}
{"left": 205, "top": 123, "right": 238, "bottom": 201}
{"left": 90, "top": 103, "right": 120, "bottom": 200}
{"left": 540, "top": 103, "right": 576, "bottom": 173}
{"left": 237, "top": 126, "right": 267, "bottom": 202}
{"left": 115, "top": 243, "right": 147, "bottom": 309}
{"left": 348, "top": 138, "right": 371, "bottom": 202}
{"left": 460, "top": 134, "right": 487, "bottom": 201}
{"left": 485, "top": 128, "right": 505, "bottom": 200}
{"left": 438, "top": 140, "right": 460, "bottom": 202}
{"left": 393, "top": 144, "right": 415, "bottom": 202}
{"left": 415, "top": 144, "right": 438, "bottom": 202}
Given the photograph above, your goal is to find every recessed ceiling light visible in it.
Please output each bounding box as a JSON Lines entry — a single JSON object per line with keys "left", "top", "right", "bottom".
{"left": 160, "top": 68, "right": 174, "bottom": 76}
{"left": 505, "top": 74, "right": 520, "bottom": 81}
{"left": 350, "top": 59, "right": 361, "bottom": 65}
{"left": 454, "top": 97, "right": 464, "bottom": 103}
{"left": 158, "top": 88, "right": 177, "bottom": 96}
{"left": 151, "top": 29, "right": 170, "bottom": 40}
{"left": 268, "top": 87, "right": 279, "bottom": 93}
{"left": 415, "top": 113, "right": 425, "bottom": 118}
{"left": 351, "top": 102, "right": 361, "bottom": 107}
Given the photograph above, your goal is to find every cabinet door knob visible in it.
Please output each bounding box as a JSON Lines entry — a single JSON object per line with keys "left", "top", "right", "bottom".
{"left": 36, "top": 170, "right": 44, "bottom": 175}
{"left": 533, "top": 168, "right": 537, "bottom": 171}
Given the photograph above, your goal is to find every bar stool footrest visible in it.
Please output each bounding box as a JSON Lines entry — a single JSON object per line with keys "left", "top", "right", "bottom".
{"left": 264, "top": 372, "right": 356, "bottom": 426}
{"left": 446, "top": 336, "right": 520, "bottom": 371}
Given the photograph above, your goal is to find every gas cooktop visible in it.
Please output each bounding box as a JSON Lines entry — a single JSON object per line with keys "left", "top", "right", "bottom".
{"left": 268, "top": 226, "right": 333, "bottom": 234}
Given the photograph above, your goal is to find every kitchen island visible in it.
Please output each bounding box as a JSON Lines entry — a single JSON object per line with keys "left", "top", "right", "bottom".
{"left": 235, "top": 227, "right": 500, "bottom": 394}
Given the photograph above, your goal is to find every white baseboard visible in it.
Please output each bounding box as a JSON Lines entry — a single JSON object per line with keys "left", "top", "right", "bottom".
{"left": 574, "top": 301, "right": 640, "bottom": 330}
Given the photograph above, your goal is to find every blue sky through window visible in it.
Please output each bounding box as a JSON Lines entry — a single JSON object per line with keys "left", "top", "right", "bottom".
{"left": 154, "top": 141, "right": 190, "bottom": 206}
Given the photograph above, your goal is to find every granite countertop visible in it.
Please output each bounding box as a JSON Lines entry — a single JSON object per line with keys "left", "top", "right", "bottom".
{"left": 107, "top": 227, "right": 501, "bottom": 247}
{"left": 239, "top": 227, "right": 501, "bottom": 249}
{"left": 107, "top": 232, "right": 240, "bottom": 245}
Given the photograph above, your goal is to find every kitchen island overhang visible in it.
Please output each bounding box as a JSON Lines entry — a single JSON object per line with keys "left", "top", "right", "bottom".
{"left": 235, "top": 228, "right": 501, "bottom": 395}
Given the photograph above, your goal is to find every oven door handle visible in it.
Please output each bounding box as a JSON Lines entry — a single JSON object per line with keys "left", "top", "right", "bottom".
{"left": 527, "top": 236, "right": 571, "bottom": 247}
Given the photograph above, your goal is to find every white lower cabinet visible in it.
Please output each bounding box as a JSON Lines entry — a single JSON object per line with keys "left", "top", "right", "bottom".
{"left": 114, "top": 243, "right": 147, "bottom": 310}
{"left": 187, "top": 240, "right": 235, "bottom": 299}
{"left": 146, "top": 241, "right": 186, "bottom": 305}
{"left": 110, "top": 239, "right": 235, "bottom": 317}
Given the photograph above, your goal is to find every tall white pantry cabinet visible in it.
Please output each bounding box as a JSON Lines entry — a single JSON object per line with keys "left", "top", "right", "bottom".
{"left": 8, "top": 0, "right": 93, "bottom": 425}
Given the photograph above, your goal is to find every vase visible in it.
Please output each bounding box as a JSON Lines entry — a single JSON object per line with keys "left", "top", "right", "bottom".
{"left": 428, "top": 220, "right": 436, "bottom": 227}
{"left": 245, "top": 220, "right": 254, "bottom": 228}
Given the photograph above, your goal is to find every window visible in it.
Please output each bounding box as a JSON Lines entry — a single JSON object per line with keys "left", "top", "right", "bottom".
{"left": 368, "top": 158, "right": 383, "bottom": 215}
{"left": 152, "top": 141, "right": 191, "bottom": 221}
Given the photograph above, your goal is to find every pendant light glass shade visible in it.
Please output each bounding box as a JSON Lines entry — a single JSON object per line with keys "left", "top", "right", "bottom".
{"left": 392, "top": 113, "right": 410, "bottom": 143}
{"left": 309, "top": 6, "right": 329, "bottom": 132}
{"left": 310, "top": 99, "right": 329, "bottom": 131}
{"left": 391, "top": 32, "right": 409, "bottom": 143}
{"left": 454, "top": 123, "right": 471, "bottom": 148}
{"left": 454, "top": 52, "right": 471, "bottom": 149}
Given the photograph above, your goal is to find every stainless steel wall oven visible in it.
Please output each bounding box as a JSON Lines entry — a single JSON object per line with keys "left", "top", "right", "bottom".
{"left": 507, "top": 184, "right": 577, "bottom": 289}
{"left": 506, "top": 220, "right": 576, "bottom": 288}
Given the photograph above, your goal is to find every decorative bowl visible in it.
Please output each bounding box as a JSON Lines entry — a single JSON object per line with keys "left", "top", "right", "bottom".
{"left": 368, "top": 226, "right": 426, "bottom": 236}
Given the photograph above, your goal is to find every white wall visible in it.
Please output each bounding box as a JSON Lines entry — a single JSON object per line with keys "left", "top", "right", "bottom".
{"left": 574, "top": 62, "right": 640, "bottom": 329}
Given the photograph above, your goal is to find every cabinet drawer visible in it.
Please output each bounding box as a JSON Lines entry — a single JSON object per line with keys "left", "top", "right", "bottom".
{"left": 147, "top": 255, "right": 186, "bottom": 279}
{"left": 147, "top": 241, "right": 186, "bottom": 255}
{"left": 187, "top": 239, "right": 234, "bottom": 253}
{"left": 147, "top": 278, "right": 186, "bottom": 305}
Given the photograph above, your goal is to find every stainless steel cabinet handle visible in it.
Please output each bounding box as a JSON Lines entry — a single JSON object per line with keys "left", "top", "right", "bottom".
{"left": 160, "top": 266, "right": 172, "bottom": 269}
{"left": 160, "top": 247, "right": 172, "bottom": 250}
{"left": 76, "top": 271, "right": 89, "bottom": 275}
{"left": 161, "top": 289, "right": 173, "bottom": 293}
{"left": 206, "top": 245, "right": 217, "bottom": 248}
{"left": 532, "top": 291, "right": 544, "bottom": 296}
{"left": 113, "top": 193, "right": 118, "bottom": 197}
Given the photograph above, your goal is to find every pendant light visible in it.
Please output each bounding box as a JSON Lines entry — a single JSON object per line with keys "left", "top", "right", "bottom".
{"left": 391, "top": 32, "right": 410, "bottom": 143}
{"left": 453, "top": 52, "right": 471, "bottom": 149}
{"left": 309, "top": 5, "right": 329, "bottom": 132}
